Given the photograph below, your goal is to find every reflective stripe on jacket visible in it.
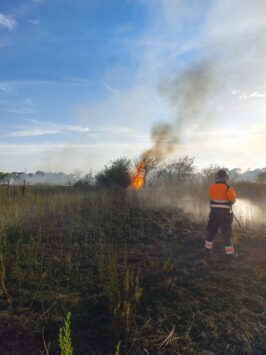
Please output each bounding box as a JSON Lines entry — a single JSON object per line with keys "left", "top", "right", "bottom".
{"left": 209, "top": 183, "right": 236, "bottom": 209}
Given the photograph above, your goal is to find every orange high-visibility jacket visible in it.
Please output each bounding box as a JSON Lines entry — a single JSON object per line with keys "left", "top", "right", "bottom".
{"left": 209, "top": 183, "right": 236, "bottom": 209}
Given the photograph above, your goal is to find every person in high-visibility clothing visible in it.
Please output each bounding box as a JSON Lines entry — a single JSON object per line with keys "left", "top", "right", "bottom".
{"left": 205, "top": 169, "right": 236, "bottom": 256}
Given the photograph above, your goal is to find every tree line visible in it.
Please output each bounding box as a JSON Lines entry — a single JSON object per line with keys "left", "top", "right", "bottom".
{"left": 1, "top": 157, "right": 265, "bottom": 188}
{"left": 74, "top": 157, "right": 266, "bottom": 190}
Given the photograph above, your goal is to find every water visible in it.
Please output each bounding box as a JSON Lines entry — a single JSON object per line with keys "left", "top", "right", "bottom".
{"left": 139, "top": 185, "right": 266, "bottom": 231}
{"left": 179, "top": 196, "right": 265, "bottom": 230}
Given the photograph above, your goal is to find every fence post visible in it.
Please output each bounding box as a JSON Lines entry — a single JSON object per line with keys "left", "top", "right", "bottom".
{"left": 7, "top": 179, "right": 10, "bottom": 201}
{"left": 22, "top": 179, "right": 26, "bottom": 197}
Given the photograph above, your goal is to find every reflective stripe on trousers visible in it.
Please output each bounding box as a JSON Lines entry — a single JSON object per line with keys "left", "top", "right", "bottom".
{"left": 205, "top": 240, "right": 214, "bottom": 249}
{"left": 206, "top": 208, "right": 233, "bottom": 248}
{"left": 225, "top": 245, "right": 234, "bottom": 254}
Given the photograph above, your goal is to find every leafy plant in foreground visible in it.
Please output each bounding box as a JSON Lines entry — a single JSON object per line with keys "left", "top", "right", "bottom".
{"left": 58, "top": 312, "right": 73, "bottom": 355}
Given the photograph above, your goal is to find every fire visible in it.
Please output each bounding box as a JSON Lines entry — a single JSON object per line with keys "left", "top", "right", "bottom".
{"left": 130, "top": 162, "right": 145, "bottom": 190}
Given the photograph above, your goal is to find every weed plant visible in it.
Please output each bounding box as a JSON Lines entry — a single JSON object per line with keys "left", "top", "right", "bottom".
{"left": 58, "top": 312, "right": 73, "bottom": 355}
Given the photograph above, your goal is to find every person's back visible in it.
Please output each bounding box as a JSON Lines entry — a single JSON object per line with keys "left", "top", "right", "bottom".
{"left": 205, "top": 169, "right": 237, "bottom": 256}
{"left": 209, "top": 182, "right": 236, "bottom": 209}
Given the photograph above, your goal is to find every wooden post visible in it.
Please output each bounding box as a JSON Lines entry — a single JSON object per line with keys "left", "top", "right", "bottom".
{"left": 7, "top": 179, "right": 10, "bottom": 200}
{"left": 22, "top": 179, "right": 26, "bottom": 197}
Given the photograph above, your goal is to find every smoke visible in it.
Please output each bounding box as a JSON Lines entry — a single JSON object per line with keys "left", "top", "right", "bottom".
{"left": 140, "top": 61, "right": 218, "bottom": 165}
{"left": 141, "top": 122, "right": 179, "bottom": 164}
{"left": 74, "top": 0, "right": 266, "bottom": 170}
{"left": 139, "top": 0, "right": 266, "bottom": 166}
{"left": 159, "top": 61, "right": 217, "bottom": 127}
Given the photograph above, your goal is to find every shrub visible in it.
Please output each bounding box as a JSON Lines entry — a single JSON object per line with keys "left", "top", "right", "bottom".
{"left": 151, "top": 156, "right": 195, "bottom": 185}
{"left": 95, "top": 158, "right": 131, "bottom": 189}
{"left": 74, "top": 172, "right": 95, "bottom": 191}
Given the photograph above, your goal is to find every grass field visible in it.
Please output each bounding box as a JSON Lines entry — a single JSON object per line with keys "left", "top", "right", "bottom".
{"left": 0, "top": 184, "right": 265, "bottom": 354}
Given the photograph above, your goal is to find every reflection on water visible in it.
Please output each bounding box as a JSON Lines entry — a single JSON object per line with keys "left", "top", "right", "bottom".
{"left": 234, "top": 198, "right": 262, "bottom": 219}
{"left": 140, "top": 186, "right": 265, "bottom": 230}
{"left": 178, "top": 196, "right": 265, "bottom": 228}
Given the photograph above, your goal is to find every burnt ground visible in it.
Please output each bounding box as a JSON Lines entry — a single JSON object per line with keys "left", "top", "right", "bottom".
{"left": 0, "top": 191, "right": 265, "bottom": 354}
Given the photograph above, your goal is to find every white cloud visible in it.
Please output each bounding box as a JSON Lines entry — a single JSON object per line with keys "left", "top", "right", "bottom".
{"left": 2, "top": 0, "right": 266, "bottom": 171}
{"left": 0, "top": 142, "right": 147, "bottom": 173}
{"left": 238, "top": 91, "right": 266, "bottom": 100}
{"left": 1, "top": 122, "right": 265, "bottom": 173}
{"left": 0, "top": 14, "right": 16, "bottom": 31}
{"left": 8, "top": 129, "right": 58, "bottom": 137}
{"left": 106, "top": 126, "right": 133, "bottom": 134}
{"left": 63, "top": 125, "right": 90, "bottom": 133}
{"left": 175, "top": 125, "right": 266, "bottom": 170}
{"left": 5, "top": 121, "right": 91, "bottom": 138}
{"left": 0, "top": 1, "right": 45, "bottom": 34}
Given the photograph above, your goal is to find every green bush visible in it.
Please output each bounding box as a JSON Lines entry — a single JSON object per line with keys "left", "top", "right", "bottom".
{"left": 95, "top": 158, "right": 131, "bottom": 189}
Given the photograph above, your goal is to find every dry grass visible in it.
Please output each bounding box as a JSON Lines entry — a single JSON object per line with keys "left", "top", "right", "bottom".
{"left": 0, "top": 184, "right": 265, "bottom": 354}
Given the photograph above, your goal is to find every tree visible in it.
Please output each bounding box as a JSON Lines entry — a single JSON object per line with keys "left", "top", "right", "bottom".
{"left": 133, "top": 156, "right": 160, "bottom": 187}
{"left": 0, "top": 171, "right": 8, "bottom": 181}
{"left": 229, "top": 168, "right": 241, "bottom": 182}
{"left": 257, "top": 171, "right": 266, "bottom": 184}
{"left": 151, "top": 156, "right": 195, "bottom": 185}
{"left": 201, "top": 164, "right": 222, "bottom": 183}
{"left": 95, "top": 158, "right": 131, "bottom": 188}
{"left": 35, "top": 170, "right": 45, "bottom": 176}
{"left": 166, "top": 156, "right": 195, "bottom": 183}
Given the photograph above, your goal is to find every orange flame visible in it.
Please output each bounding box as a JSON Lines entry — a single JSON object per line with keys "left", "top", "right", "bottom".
{"left": 130, "top": 162, "right": 145, "bottom": 190}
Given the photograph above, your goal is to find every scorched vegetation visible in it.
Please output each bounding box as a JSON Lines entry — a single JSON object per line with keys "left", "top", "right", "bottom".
{"left": 0, "top": 162, "right": 265, "bottom": 354}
